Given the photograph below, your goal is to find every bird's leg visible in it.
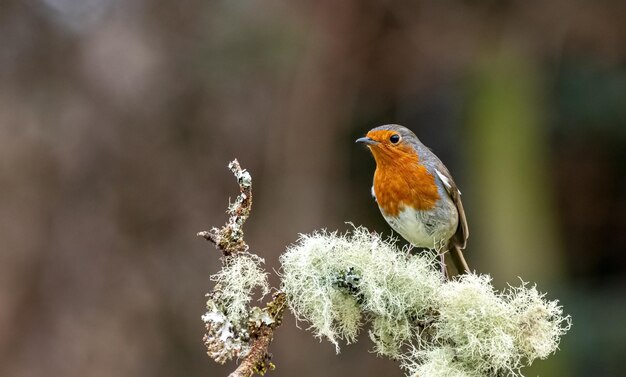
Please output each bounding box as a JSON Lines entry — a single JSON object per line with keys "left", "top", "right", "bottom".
{"left": 449, "top": 243, "right": 470, "bottom": 275}
{"left": 433, "top": 239, "right": 449, "bottom": 280}
{"left": 439, "top": 252, "right": 448, "bottom": 280}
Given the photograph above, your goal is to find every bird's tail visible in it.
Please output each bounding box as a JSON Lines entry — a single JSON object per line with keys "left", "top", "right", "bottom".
{"left": 448, "top": 243, "right": 470, "bottom": 275}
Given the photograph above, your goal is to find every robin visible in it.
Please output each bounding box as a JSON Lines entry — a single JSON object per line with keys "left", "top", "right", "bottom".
{"left": 356, "top": 124, "right": 470, "bottom": 275}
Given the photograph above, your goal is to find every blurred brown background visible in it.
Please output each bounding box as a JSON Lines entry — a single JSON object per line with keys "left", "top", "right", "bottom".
{"left": 1, "top": 0, "right": 625, "bottom": 376}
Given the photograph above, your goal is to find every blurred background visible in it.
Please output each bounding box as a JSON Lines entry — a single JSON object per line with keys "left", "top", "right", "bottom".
{"left": 1, "top": 0, "right": 625, "bottom": 376}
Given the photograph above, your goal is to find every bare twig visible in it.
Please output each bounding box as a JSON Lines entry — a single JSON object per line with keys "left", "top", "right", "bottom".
{"left": 199, "top": 159, "right": 285, "bottom": 377}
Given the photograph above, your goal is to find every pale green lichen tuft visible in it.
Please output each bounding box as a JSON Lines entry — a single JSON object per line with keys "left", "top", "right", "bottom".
{"left": 507, "top": 282, "right": 572, "bottom": 361}
{"left": 434, "top": 274, "right": 520, "bottom": 374}
{"left": 202, "top": 252, "right": 270, "bottom": 363}
{"left": 405, "top": 347, "right": 481, "bottom": 377}
{"left": 280, "top": 225, "right": 571, "bottom": 376}
{"left": 279, "top": 230, "right": 366, "bottom": 350}
{"left": 280, "top": 226, "right": 441, "bottom": 355}
{"left": 210, "top": 252, "right": 270, "bottom": 326}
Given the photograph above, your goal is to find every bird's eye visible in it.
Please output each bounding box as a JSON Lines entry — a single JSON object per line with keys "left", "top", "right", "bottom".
{"left": 389, "top": 134, "right": 401, "bottom": 144}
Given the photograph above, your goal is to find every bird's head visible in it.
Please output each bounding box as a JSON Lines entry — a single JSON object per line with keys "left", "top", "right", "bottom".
{"left": 356, "top": 124, "right": 420, "bottom": 166}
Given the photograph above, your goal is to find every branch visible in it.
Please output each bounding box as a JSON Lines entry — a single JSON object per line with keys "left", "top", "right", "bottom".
{"left": 198, "top": 159, "right": 252, "bottom": 256}
{"left": 199, "top": 159, "right": 285, "bottom": 377}
{"left": 230, "top": 293, "right": 286, "bottom": 377}
{"left": 280, "top": 227, "right": 572, "bottom": 377}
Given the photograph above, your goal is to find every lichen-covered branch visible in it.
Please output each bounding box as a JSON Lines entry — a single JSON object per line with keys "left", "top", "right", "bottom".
{"left": 230, "top": 293, "right": 286, "bottom": 377}
{"left": 198, "top": 159, "right": 252, "bottom": 256}
{"left": 198, "top": 159, "right": 285, "bottom": 377}
{"left": 280, "top": 227, "right": 572, "bottom": 377}
{"left": 199, "top": 160, "right": 571, "bottom": 377}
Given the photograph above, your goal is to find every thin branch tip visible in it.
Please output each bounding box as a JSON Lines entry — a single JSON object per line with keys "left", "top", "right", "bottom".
{"left": 197, "top": 230, "right": 211, "bottom": 239}
{"left": 198, "top": 159, "right": 252, "bottom": 255}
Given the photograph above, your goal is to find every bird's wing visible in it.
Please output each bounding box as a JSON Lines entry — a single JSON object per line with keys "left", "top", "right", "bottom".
{"left": 434, "top": 167, "right": 469, "bottom": 249}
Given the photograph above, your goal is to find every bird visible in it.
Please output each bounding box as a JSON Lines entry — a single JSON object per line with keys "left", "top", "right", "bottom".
{"left": 356, "top": 124, "right": 470, "bottom": 275}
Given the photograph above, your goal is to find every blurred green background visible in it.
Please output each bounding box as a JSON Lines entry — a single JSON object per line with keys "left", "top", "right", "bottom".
{"left": 1, "top": 0, "right": 625, "bottom": 376}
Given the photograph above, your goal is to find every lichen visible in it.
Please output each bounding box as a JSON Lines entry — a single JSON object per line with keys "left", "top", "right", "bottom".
{"left": 202, "top": 252, "right": 270, "bottom": 363}
{"left": 280, "top": 225, "right": 571, "bottom": 376}
{"left": 202, "top": 301, "right": 251, "bottom": 363}
{"left": 434, "top": 274, "right": 520, "bottom": 375}
{"left": 405, "top": 347, "right": 481, "bottom": 377}
{"left": 507, "top": 282, "right": 571, "bottom": 361}
{"left": 210, "top": 252, "right": 270, "bottom": 326}
{"left": 200, "top": 160, "right": 286, "bottom": 377}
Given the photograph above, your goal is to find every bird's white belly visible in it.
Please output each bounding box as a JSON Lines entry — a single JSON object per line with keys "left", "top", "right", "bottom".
{"left": 381, "top": 204, "right": 458, "bottom": 249}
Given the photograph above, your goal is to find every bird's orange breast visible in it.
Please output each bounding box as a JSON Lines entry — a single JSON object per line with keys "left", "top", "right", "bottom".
{"left": 372, "top": 147, "right": 440, "bottom": 217}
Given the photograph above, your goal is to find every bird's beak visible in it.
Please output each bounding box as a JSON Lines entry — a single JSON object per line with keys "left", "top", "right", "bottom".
{"left": 355, "top": 136, "right": 378, "bottom": 145}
